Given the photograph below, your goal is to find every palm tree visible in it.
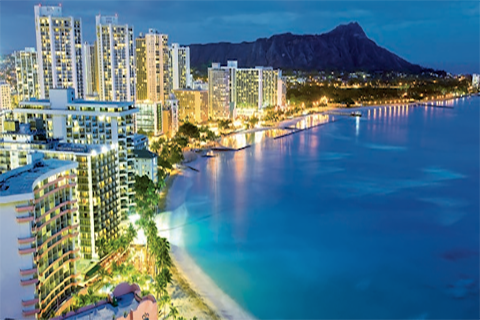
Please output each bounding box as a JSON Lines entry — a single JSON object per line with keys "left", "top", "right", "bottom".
{"left": 168, "top": 304, "right": 179, "bottom": 320}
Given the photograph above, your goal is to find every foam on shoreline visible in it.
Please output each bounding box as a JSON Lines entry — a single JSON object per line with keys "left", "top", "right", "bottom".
{"left": 170, "top": 245, "right": 257, "bottom": 320}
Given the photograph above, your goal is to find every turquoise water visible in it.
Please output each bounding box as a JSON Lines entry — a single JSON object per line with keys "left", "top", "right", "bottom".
{"left": 166, "top": 98, "right": 479, "bottom": 319}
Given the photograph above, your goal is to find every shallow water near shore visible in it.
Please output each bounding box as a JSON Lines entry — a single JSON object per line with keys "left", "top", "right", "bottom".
{"left": 164, "top": 97, "right": 479, "bottom": 319}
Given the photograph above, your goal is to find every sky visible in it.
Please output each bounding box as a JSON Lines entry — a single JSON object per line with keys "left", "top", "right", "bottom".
{"left": 0, "top": 0, "right": 479, "bottom": 74}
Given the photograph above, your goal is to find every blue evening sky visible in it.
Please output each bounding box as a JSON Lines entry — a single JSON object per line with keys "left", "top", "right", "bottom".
{"left": 0, "top": 1, "right": 478, "bottom": 74}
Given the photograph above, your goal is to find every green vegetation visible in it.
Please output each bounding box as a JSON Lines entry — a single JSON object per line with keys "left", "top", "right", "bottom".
{"left": 287, "top": 77, "right": 472, "bottom": 107}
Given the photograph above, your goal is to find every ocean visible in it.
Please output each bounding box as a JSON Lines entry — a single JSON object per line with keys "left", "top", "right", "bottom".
{"left": 164, "top": 97, "right": 479, "bottom": 319}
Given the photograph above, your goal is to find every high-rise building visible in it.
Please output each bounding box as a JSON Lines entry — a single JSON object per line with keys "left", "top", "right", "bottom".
{"left": 135, "top": 30, "right": 170, "bottom": 136}
{"left": 173, "top": 88, "right": 208, "bottom": 123}
{"left": 34, "top": 5, "right": 84, "bottom": 99}
{"left": 0, "top": 121, "right": 122, "bottom": 261}
{"left": 82, "top": 42, "right": 96, "bottom": 97}
{"left": 473, "top": 74, "right": 480, "bottom": 88}
{"left": 13, "top": 88, "right": 137, "bottom": 216}
{"left": 208, "top": 61, "right": 283, "bottom": 118}
{"left": 14, "top": 48, "right": 39, "bottom": 102}
{"left": 208, "top": 63, "right": 231, "bottom": 119}
{"left": 136, "top": 30, "right": 170, "bottom": 104}
{"left": 0, "top": 82, "right": 12, "bottom": 109}
{"left": 0, "top": 157, "right": 79, "bottom": 319}
{"left": 170, "top": 43, "right": 191, "bottom": 90}
{"left": 95, "top": 15, "right": 134, "bottom": 101}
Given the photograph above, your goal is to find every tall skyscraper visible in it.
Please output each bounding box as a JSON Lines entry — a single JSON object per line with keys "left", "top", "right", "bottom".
{"left": 96, "top": 15, "right": 135, "bottom": 101}
{"left": 0, "top": 82, "right": 12, "bottom": 109}
{"left": 34, "top": 5, "right": 84, "bottom": 99}
{"left": 170, "top": 43, "right": 191, "bottom": 90}
{"left": 14, "top": 48, "right": 39, "bottom": 102}
{"left": 82, "top": 42, "right": 97, "bottom": 97}
{"left": 136, "top": 29, "right": 170, "bottom": 104}
{"left": 135, "top": 29, "right": 170, "bottom": 136}
{"left": 208, "top": 63, "right": 231, "bottom": 119}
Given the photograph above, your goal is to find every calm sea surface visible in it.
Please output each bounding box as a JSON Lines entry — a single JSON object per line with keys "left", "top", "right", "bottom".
{"left": 165, "top": 97, "right": 479, "bottom": 319}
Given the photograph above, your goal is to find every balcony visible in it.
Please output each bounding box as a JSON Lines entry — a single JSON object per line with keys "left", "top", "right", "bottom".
{"left": 20, "top": 267, "right": 38, "bottom": 276}
{"left": 17, "top": 214, "right": 34, "bottom": 223}
{"left": 18, "top": 236, "right": 35, "bottom": 244}
{"left": 19, "top": 247, "right": 36, "bottom": 255}
{"left": 22, "top": 297, "right": 39, "bottom": 307}
{"left": 22, "top": 308, "right": 40, "bottom": 317}
{"left": 21, "top": 278, "right": 39, "bottom": 286}
{"left": 15, "top": 205, "right": 34, "bottom": 213}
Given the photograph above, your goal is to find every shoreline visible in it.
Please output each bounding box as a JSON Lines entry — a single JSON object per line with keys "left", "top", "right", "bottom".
{"left": 162, "top": 94, "right": 477, "bottom": 318}
{"left": 163, "top": 159, "right": 256, "bottom": 320}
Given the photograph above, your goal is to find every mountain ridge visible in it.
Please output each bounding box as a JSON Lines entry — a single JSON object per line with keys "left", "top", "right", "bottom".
{"left": 188, "top": 22, "right": 427, "bottom": 74}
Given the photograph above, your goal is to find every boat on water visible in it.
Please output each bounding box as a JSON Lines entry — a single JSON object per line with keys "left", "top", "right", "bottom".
{"left": 202, "top": 150, "right": 217, "bottom": 158}
{"left": 350, "top": 111, "right": 362, "bottom": 117}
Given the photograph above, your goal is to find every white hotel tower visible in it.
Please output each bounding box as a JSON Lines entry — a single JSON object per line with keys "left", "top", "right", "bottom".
{"left": 34, "top": 5, "right": 84, "bottom": 99}
{"left": 95, "top": 15, "right": 135, "bottom": 102}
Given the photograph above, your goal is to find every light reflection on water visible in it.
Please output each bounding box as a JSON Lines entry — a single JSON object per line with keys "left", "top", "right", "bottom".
{"left": 166, "top": 97, "right": 479, "bottom": 319}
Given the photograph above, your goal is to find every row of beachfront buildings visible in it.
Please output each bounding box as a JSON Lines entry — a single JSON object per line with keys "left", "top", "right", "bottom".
{"left": 0, "top": 88, "right": 148, "bottom": 319}
{"left": 0, "top": 4, "right": 287, "bottom": 136}
{"left": 0, "top": 4, "right": 286, "bottom": 319}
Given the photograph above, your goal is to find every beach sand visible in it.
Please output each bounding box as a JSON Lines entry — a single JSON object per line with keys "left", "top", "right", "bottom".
{"left": 168, "top": 245, "right": 256, "bottom": 320}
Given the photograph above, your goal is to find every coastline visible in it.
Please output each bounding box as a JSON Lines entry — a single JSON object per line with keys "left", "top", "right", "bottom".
{"left": 162, "top": 94, "right": 476, "bottom": 319}
{"left": 163, "top": 156, "right": 256, "bottom": 320}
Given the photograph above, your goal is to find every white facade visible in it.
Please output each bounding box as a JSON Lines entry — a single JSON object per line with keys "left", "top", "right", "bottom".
{"left": 96, "top": 15, "right": 135, "bottom": 101}
{"left": 15, "top": 48, "right": 39, "bottom": 102}
{"left": 171, "top": 43, "right": 191, "bottom": 90}
{"left": 134, "top": 149, "right": 158, "bottom": 184}
{"left": 82, "top": 42, "right": 96, "bottom": 96}
{"left": 0, "top": 158, "right": 78, "bottom": 319}
{"left": 34, "top": 5, "right": 84, "bottom": 99}
{"left": 14, "top": 88, "right": 138, "bottom": 215}
{"left": 472, "top": 74, "right": 480, "bottom": 88}
{"left": 0, "top": 82, "right": 11, "bottom": 109}
{"left": 208, "top": 61, "right": 283, "bottom": 118}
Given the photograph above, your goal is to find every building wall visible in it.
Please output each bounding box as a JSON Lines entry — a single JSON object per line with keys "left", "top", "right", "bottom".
{"left": 135, "top": 156, "right": 158, "bottom": 184}
{"left": 208, "top": 65, "right": 230, "bottom": 119}
{"left": 0, "top": 83, "right": 12, "bottom": 109}
{"left": 136, "top": 102, "right": 162, "bottom": 136}
{"left": 174, "top": 89, "right": 208, "bottom": 123}
{"left": 42, "top": 148, "right": 120, "bottom": 260}
{"left": 82, "top": 43, "right": 96, "bottom": 96}
{"left": 0, "top": 159, "right": 79, "bottom": 319}
{"left": 14, "top": 88, "right": 137, "bottom": 216}
{"left": 34, "top": 5, "right": 84, "bottom": 99}
{"left": 136, "top": 31, "right": 170, "bottom": 104}
{"left": 95, "top": 15, "right": 135, "bottom": 102}
{"left": 15, "top": 48, "right": 39, "bottom": 102}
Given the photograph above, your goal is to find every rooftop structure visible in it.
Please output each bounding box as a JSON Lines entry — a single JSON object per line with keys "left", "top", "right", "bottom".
{"left": 53, "top": 283, "right": 158, "bottom": 320}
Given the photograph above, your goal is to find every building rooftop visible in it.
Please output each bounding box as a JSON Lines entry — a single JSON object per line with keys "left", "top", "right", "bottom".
{"left": 134, "top": 149, "right": 157, "bottom": 159}
{"left": 65, "top": 293, "right": 139, "bottom": 320}
{"left": 56, "top": 283, "right": 157, "bottom": 320}
{"left": 0, "top": 158, "right": 77, "bottom": 200}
